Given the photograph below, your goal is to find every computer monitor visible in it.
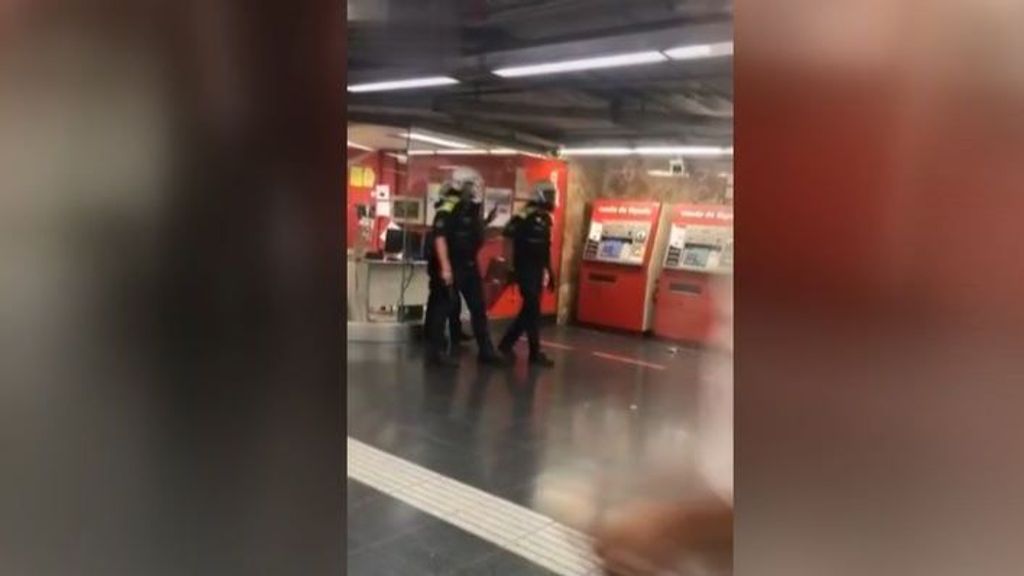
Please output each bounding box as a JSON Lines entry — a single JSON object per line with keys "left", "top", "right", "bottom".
{"left": 384, "top": 229, "right": 405, "bottom": 255}
{"left": 404, "top": 231, "right": 425, "bottom": 261}
{"left": 383, "top": 229, "right": 426, "bottom": 261}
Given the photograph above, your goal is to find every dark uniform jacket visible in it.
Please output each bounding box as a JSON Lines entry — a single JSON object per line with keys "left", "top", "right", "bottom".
{"left": 503, "top": 205, "right": 552, "bottom": 275}
{"left": 426, "top": 197, "right": 484, "bottom": 275}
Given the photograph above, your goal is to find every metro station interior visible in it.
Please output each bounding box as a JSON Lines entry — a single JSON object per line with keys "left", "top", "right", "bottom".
{"left": 346, "top": 2, "right": 734, "bottom": 573}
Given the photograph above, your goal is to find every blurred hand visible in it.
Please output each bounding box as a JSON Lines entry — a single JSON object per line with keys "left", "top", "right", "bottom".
{"left": 594, "top": 500, "right": 732, "bottom": 576}
{"left": 595, "top": 503, "right": 684, "bottom": 575}
{"left": 441, "top": 265, "right": 453, "bottom": 286}
{"left": 543, "top": 269, "right": 552, "bottom": 290}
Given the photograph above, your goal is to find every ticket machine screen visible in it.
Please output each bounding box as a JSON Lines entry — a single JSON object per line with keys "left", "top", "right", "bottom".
{"left": 599, "top": 240, "right": 625, "bottom": 259}
{"left": 681, "top": 245, "right": 712, "bottom": 268}
{"left": 583, "top": 220, "right": 652, "bottom": 265}
{"left": 664, "top": 224, "right": 733, "bottom": 272}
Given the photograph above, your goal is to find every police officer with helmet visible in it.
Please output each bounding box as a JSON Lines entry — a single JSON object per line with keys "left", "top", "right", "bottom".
{"left": 433, "top": 193, "right": 473, "bottom": 347}
{"left": 498, "top": 181, "right": 557, "bottom": 367}
{"left": 423, "top": 169, "right": 505, "bottom": 366}
{"left": 439, "top": 182, "right": 499, "bottom": 348}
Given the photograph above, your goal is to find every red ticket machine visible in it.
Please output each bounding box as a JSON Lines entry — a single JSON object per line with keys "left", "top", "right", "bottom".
{"left": 576, "top": 200, "right": 669, "bottom": 332}
{"left": 652, "top": 204, "right": 734, "bottom": 343}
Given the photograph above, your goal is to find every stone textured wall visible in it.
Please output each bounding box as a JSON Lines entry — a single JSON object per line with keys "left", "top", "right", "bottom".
{"left": 556, "top": 157, "right": 733, "bottom": 324}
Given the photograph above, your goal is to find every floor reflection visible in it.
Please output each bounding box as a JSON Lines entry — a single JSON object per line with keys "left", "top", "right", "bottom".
{"left": 347, "top": 326, "right": 711, "bottom": 527}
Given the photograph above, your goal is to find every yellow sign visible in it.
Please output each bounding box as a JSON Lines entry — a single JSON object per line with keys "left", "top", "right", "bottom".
{"left": 348, "top": 166, "right": 377, "bottom": 188}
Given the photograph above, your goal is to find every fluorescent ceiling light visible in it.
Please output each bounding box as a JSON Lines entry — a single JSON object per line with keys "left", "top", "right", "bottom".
{"left": 435, "top": 149, "right": 489, "bottom": 156}
{"left": 648, "top": 170, "right": 682, "bottom": 178}
{"left": 636, "top": 146, "right": 731, "bottom": 157}
{"left": 559, "top": 147, "right": 634, "bottom": 156}
{"left": 348, "top": 76, "right": 458, "bottom": 93}
{"left": 405, "top": 132, "right": 472, "bottom": 149}
{"left": 493, "top": 51, "right": 667, "bottom": 78}
{"left": 561, "top": 146, "right": 732, "bottom": 157}
{"left": 401, "top": 145, "right": 552, "bottom": 157}
{"left": 415, "top": 148, "right": 546, "bottom": 157}
{"left": 664, "top": 41, "right": 733, "bottom": 61}
{"left": 347, "top": 140, "right": 374, "bottom": 152}
{"left": 489, "top": 148, "right": 550, "bottom": 158}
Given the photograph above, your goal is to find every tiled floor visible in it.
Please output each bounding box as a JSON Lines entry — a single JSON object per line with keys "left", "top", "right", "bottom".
{"left": 346, "top": 325, "right": 709, "bottom": 574}
{"left": 348, "top": 479, "right": 552, "bottom": 575}
{"left": 349, "top": 437, "right": 597, "bottom": 574}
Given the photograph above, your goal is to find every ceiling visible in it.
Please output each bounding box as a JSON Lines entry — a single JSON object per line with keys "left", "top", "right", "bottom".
{"left": 347, "top": 0, "right": 733, "bottom": 153}
{"left": 347, "top": 123, "right": 410, "bottom": 151}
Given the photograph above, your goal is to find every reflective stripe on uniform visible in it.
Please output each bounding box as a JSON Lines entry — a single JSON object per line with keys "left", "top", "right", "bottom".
{"left": 437, "top": 198, "right": 458, "bottom": 213}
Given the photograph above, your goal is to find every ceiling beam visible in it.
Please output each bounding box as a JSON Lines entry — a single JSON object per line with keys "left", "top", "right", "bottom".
{"left": 433, "top": 99, "right": 730, "bottom": 128}
{"left": 347, "top": 13, "right": 733, "bottom": 148}
{"left": 466, "top": 0, "right": 729, "bottom": 31}
{"left": 348, "top": 19, "right": 732, "bottom": 83}
{"left": 347, "top": 110, "right": 559, "bottom": 153}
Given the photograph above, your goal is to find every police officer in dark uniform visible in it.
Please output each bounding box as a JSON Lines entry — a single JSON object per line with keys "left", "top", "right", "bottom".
{"left": 424, "top": 177, "right": 505, "bottom": 366}
{"left": 446, "top": 196, "right": 499, "bottom": 347}
{"left": 498, "top": 181, "right": 557, "bottom": 367}
{"left": 433, "top": 194, "right": 472, "bottom": 346}
{"left": 423, "top": 183, "right": 461, "bottom": 366}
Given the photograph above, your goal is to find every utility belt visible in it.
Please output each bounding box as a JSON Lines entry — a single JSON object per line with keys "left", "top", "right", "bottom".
{"left": 428, "top": 256, "right": 478, "bottom": 276}
{"left": 513, "top": 259, "right": 547, "bottom": 274}
{"left": 517, "top": 235, "right": 549, "bottom": 249}
{"left": 515, "top": 246, "right": 550, "bottom": 263}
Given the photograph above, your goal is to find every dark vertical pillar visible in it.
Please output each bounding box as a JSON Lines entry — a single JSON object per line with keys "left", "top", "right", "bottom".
{"left": 0, "top": 2, "right": 345, "bottom": 574}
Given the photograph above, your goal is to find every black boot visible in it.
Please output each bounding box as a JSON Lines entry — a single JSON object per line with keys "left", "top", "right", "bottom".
{"left": 478, "top": 347, "right": 507, "bottom": 366}
{"left": 529, "top": 352, "right": 555, "bottom": 368}
{"left": 497, "top": 341, "right": 517, "bottom": 363}
{"left": 426, "top": 351, "right": 459, "bottom": 368}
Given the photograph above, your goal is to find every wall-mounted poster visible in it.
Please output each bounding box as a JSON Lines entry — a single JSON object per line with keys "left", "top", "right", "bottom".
{"left": 484, "top": 187, "right": 513, "bottom": 228}
{"left": 425, "top": 183, "right": 443, "bottom": 224}
{"left": 349, "top": 165, "right": 377, "bottom": 188}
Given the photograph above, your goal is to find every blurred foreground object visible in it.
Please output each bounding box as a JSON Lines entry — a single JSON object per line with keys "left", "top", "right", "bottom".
{"left": 594, "top": 276, "right": 733, "bottom": 575}
{"left": 736, "top": 1, "right": 1024, "bottom": 575}
{"left": 596, "top": 500, "right": 733, "bottom": 576}
{"left": 0, "top": 1, "right": 343, "bottom": 574}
